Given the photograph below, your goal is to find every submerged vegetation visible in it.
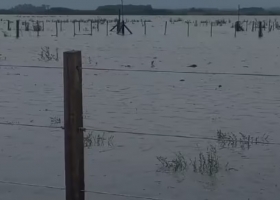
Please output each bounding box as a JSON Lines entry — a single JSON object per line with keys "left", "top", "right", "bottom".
{"left": 217, "top": 130, "right": 270, "bottom": 149}
{"left": 157, "top": 145, "right": 229, "bottom": 176}
{"left": 84, "top": 132, "right": 114, "bottom": 148}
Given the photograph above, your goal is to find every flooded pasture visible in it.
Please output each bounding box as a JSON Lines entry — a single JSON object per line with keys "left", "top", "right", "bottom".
{"left": 0, "top": 15, "right": 280, "bottom": 200}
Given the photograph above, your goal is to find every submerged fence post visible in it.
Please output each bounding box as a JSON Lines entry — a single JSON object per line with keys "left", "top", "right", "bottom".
{"left": 90, "top": 20, "right": 93, "bottom": 36}
{"left": 60, "top": 21, "right": 63, "bottom": 32}
{"left": 63, "top": 50, "right": 85, "bottom": 200}
{"left": 258, "top": 21, "right": 263, "bottom": 38}
{"left": 7, "top": 20, "right": 11, "bottom": 31}
{"left": 55, "top": 21, "right": 58, "bottom": 37}
{"left": 210, "top": 22, "right": 213, "bottom": 37}
{"left": 144, "top": 21, "right": 146, "bottom": 35}
{"left": 78, "top": 21, "right": 81, "bottom": 32}
{"left": 97, "top": 20, "right": 99, "bottom": 32}
{"left": 106, "top": 21, "right": 109, "bottom": 36}
{"left": 73, "top": 22, "right": 76, "bottom": 36}
{"left": 37, "top": 20, "right": 40, "bottom": 37}
{"left": 251, "top": 21, "right": 255, "bottom": 32}
{"left": 16, "top": 20, "right": 20, "bottom": 38}
{"left": 234, "top": 21, "right": 238, "bottom": 38}
{"left": 164, "top": 21, "right": 167, "bottom": 35}
{"left": 187, "top": 21, "right": 190, "bottom": 37}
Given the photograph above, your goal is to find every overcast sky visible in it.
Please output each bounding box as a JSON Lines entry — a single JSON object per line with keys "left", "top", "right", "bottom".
{"left": 1, "top": 0, "right": 279, "bottom": 9}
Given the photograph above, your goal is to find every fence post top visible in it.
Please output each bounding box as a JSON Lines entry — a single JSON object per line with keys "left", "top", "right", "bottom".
{"left": 64, "top": 50, "right": 81, "bottom": 54}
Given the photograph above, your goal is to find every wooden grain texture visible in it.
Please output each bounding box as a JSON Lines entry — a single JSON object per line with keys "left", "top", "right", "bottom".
{"left": 63, "top": 51, "right": 84, "bottom": 200}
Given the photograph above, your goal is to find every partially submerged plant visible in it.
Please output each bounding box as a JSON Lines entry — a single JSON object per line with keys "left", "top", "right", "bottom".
{"left": 217, "top": 130, "right": 269, "bottom": 149}
{"left": 50, "top": 117, "right": 61, "bottom": 125}
{"left": 2, "top": 31, "right": 9, "bottom": 37}
{"left": 157, "top": 146, "right": 227, "bottom": 176}
{"left": 193, "top": 145, "right": 219, "bottom": 176}
{"left": 38, "top": 47, "right": 59, "bottom": 62}
{"left": 84, "top": 132, "right": 114, "bottom": 148}
{"left": 157, "top": 152, "right": 187, "bottom": 172}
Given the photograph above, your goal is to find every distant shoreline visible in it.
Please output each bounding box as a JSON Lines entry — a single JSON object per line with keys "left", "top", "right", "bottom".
{"left": 1, "top": 4, "right": 280, "bottom": 16}
{"left": 1, "top": 13, "right": 280, "bottom": 16}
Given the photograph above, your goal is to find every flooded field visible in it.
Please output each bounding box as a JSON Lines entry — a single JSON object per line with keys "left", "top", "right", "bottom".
{"left": 0, "top": 15, "right": 280, "bottom": 200}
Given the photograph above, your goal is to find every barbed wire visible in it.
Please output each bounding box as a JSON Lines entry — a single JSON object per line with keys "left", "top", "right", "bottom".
{"left": 0, "top": 180, "right": 162, "bottom": 200}
{"left": 84, "top": 127, "right": 280, "bottom": 146}
{"left": 0, "top": 121, "right": 279, "bottom": 146}
{"left": 1, "top": 64, "right": 279, "bottom": 77}
{"left": 0, "top": 122, "right": 63, "bottom": 130}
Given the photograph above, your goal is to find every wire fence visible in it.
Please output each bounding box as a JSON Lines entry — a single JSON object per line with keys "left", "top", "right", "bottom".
{"left": 0, "top": 57, "right": 279, "bottom": 200}
{"left": 1, "top": 64, "right": 280, "bottom": 77}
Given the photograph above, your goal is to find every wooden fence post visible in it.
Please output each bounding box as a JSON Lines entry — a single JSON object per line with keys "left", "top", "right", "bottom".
{"left": 7, "top": 20, "right": 11, "bottom": 31}
{"left": 16, "top": 20, "right": 20, "bottom": 38}
{"left": 73, "top": 22, "right": 76, "bottom": 36}
{"left": 234, "top": 21, "right": 238, "bottom": 38}
{"left": 106, "top": 21, "right": 109, "bottom": 36}
{"left": 37, "top": 20, "right": 40, "bottom": 37}
{"left": 164, "top": 21, "right": 167, "bottom": 35}
{"left": 55, "top": 21, "right": 58, "bottom": 37}
{"left": 60, "top": 21, "right": 63, "bottom": 32}
{"left": 90, "top": 21, "right": 93, "bottom": 36}
{"left": 63, "top": 51, "right": 84, "bottom": 200}
{"left": 144, "top": 21, "right": 146, "bottom": 35}
{"left": 210, "top": 22, "right": 213, "bottom": 37}
{"left": 187, "top": 21, "right": 190, "bottom": 37}
{"left": 258, "top": 21, "right": 263, "bottom": 38}
{"left": 79, "top": 21, "right": 81, "bottom": 32}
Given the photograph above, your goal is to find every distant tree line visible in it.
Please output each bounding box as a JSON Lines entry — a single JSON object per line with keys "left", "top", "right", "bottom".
{"left": 1, "top": 4, "right": 280, "bottom": 15}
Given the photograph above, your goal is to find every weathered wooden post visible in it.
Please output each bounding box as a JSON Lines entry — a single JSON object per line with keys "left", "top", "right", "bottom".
{"left": 144, "top": 21, "right": 146, "bottom": 35}
{"left": 106, "top": 21, "right": 109, "bottom": 36}
{"left": 187, "top": 21, "right": 190, "bottom": 37}
{"left": 37, "top": 20, "right": 40, "bottom": 37}
{"left": 97, "top": 20, "right": 99, "bottom": 32}
{"left": 210, "top": 22, "right": 213, "bottom": 37}
{"left": 90, "top": 21, "right": 93, "bottom": 36}
{"left": 55, "top": 21, "right": 58, "bottom": 37}
{"left": 234, "top": 21, "right": 237, "bottom": 38}
{"left": 63, "top": 51, "right": 85, "bottom": 200}
{"left": 7, "top": 20, "right": 11, "bottom": 31}
{"left": 258, "top": 21, "right": 263, "bottom": 38}
{"left": 73, "top": 22, "right": 76, "bottom": 36}
{"left": 263, "top": 20, "right": 266, "bottom": 31}
{"left": 164, "top": 21, "right": 167, "bottom": 35}
{"left": 246, "top": 21, "right": 248, "bottom": 31}
{"left": 251, "top": 21, "right": 255, "bottom": 32}
{"left": 16, "top": 20, "right": 20, "bottom": 38}
{"left": 25, "top": 21, "right": 29, "bottom": 31}
{"left": 78, "top": 21, "right": 81, "bottom": 32}
{"left": 60, "top": 21, "right": 63, "bottom": 32}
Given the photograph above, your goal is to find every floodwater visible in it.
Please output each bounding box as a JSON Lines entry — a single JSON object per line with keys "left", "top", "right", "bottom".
{"left": 0, "top": 15, "right": 280, "bottom": 200}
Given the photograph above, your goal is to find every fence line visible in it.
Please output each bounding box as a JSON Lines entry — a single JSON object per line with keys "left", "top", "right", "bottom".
{"left": 0, "top": 180, "right": 163, "bottom": 200}
{"left": 1, "top": 51, "right": 279, "bottom": 200}
{"left": 0, "top": 121, "right": 63, "bottom": 130}
{"left": 1, "top": 64, "right": 280, "bottom": 78}
{"left": 0, "top": 121, "right": 279, "bottom": 146}
{"left": 83, "top": 127, "right": 280, "bottom": 146}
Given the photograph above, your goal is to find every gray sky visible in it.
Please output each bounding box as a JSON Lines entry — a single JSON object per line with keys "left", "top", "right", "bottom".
{"left": 1, "top": 0, "right": 279, "bottom": 9}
